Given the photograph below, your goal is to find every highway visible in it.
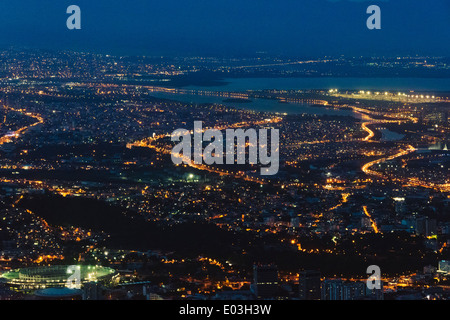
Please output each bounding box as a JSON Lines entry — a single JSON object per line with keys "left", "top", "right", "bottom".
{"left": 0, "top": 105, "right": 44, "bottom": 145}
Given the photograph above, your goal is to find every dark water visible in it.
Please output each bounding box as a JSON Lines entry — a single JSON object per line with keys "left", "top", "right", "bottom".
{"left": 379, "top": 128, "right": 405, "bottom": 141}
{"left": 150, "top": 91, "right": 357, "bottom": 117}
{"left": 151, "top": 77, "right": 449, "bottom": 118}
{"left": 188, "top": 77, "right": 450, "bottom": 92}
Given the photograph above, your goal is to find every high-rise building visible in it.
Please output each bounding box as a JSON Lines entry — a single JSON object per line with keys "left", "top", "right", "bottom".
{"left": 366, "top": 282, "right": 384, "bottom": 300}
{"left": 321, "top": 280, "right": 382, "bottom": 300}
{"left": 415, "top": 217, "right": 437, "bottom": 237}
{"left": 342, "top": 282, "right": 366, "bottom": 300}
{"left": 321, "top": 279, "right": 344, "bottom": 300}
{"left": 253, "top": 264, "right": 279, "bottom": 299}
{"left": 82, "top": 282, "right": 103, "bottom": 300}
{"left": 438, "top": 260, "right": 450, "bottom": 274}
{"left": 394, "top": 197, "right": 407, "bottom": 216}
{"left": 298, "top": 270, "right": 321, "bottom": 300}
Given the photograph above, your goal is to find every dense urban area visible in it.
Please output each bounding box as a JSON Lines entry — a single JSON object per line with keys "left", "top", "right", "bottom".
{"left": 0, "top": 49, "right": 448, "bottom": 300}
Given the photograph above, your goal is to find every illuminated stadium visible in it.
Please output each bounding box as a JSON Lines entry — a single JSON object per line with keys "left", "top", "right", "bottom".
{"left": 0, "top": 265, "right": 115, "bottom": 290}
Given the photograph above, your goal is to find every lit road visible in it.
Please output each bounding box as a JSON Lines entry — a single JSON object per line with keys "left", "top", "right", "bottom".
{"left": 129, "top": 117, "right": 282, "bottom": 184}
{"left": 0, "top": 105, "right": 44, "bottom": 145}
{"left": 362, "top": 205, "right": 380, "bottom": 234}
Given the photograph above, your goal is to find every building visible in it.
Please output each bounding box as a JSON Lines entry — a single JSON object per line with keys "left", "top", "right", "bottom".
{"left": 415, "top": 217, "right": 437, "bottom": 237}
{"left": 0, "top": 265, "right": 115, "bottom": 291}
{"left": 321, "top": 279, "right": 344, "bottom": 300}
{"left": 394, "top": 197, "right": 407, "bottom": 216}
{"left": 298, "top": 270, "right": 321, "bottom": 300}
{"left": 342, "top": 282, "right": 366, "bottom": 300}
{"left": 82, "top": 281, "right": 103, "bottom": 300}
{"left": 438, "top": 260, "right": 450, "bottom": 275}
{"left": 321, "top": 280, "right": 383, "bottom": 300}
{"left": 252, "top": 264, "right": 279, "bottom": 299}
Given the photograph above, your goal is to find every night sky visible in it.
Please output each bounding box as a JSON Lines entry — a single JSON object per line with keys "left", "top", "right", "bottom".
{"left": 0, "top": 0, "right": 448, "bottom": 57}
